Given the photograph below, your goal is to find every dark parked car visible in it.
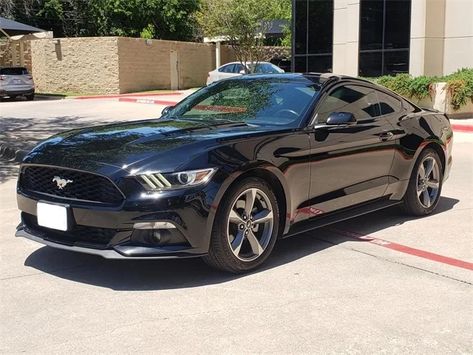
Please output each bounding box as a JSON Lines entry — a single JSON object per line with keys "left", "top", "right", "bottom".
{"left": 16, "top": 74, "right": 453, "bottom": 273}
{"left": 0, "top": 66, "right": 35, "bottom": 100}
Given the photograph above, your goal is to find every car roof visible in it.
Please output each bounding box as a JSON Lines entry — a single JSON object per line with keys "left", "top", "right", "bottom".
{"left": 220, "top": 61, "right": 274, "bottom": 66}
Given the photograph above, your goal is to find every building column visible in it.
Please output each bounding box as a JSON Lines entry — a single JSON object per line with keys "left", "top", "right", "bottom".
{"left": 409, "top": 0, "right": 446, "bottom": 76}
{"left": 333, "top": 0, "right": 360, "bottom": 76}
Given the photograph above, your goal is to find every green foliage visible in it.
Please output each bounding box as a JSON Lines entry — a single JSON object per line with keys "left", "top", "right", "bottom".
{"left": 443, "top": 68, "right": 473, "bottom": 110}
{"left": 371, "top": 68, "right": 473, "bottom": 110}
{"left": 4, "top": 0, "right": 200, "bottom": 40}
{"left": 197, "top": 0, "right": 288, "bottom": 71}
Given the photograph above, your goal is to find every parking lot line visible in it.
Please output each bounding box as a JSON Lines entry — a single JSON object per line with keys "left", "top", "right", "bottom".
{"left": 329, "top": 228, "right": 473, "bottom": 271}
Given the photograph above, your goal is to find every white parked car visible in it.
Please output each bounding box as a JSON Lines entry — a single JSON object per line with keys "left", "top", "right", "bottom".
{"left": 206, "top": 61, "right": 284, "bottom": 85}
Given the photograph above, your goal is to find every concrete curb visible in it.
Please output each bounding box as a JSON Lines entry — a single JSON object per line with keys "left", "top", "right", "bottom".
{"left": 118, "top": 97, "right": 178, "bottom": 106}
{"left": 74, "top": 92, "right": 182, "bottom": 100}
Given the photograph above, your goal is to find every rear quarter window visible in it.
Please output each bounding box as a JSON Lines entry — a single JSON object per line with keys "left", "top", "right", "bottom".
{"left": 0, "top": 67, "right": 28, "bottom": 75}
{"left": 376, "top": 90, "right": 403, "bottom": 115}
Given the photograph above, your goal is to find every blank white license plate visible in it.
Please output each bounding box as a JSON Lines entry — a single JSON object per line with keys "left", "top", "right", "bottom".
{"left": 37, "top": 202, "right": 68, "bottom": 231}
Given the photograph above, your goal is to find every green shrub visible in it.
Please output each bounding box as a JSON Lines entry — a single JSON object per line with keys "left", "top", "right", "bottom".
{"left": 444, "top": 68, "right": 473, "bottom": 110}
{"left": 369, "top": 68, "right": 473, "bottom": 110}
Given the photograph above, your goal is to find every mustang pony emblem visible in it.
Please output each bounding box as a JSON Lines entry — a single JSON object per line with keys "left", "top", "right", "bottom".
{"left": 52, "top": 176, "right": 73, "bottom": 189}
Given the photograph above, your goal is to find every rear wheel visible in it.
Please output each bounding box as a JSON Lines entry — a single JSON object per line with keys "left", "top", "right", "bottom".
{"left": 26, "top": 94, "right": 34, "bottom": 101}
{"left": 203, "top": 178, "right": 279, "bottom": 273}
{"left": 403, "top": 148, "right": 443, "bottom": 216}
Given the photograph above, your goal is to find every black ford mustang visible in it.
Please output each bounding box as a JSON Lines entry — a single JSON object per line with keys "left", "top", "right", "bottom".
{"left": 16, "top": 74, "right": 453, "bottom": 273}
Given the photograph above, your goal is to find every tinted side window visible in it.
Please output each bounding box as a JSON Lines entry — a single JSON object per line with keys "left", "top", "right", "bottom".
{"left": 316, "top": 85, "right": 380, "bottom": 123}
{"left": 219, "top": 64, "right": 235, "bottom": 73}
{"left": 233, "top": 64, "right": 244, "bottom": 73}
{"left": 376, "top": 90, "right": 402, "bottom": 115}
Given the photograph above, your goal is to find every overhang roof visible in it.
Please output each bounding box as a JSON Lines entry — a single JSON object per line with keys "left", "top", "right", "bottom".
{"left": 0, "top": 16, "right": 44, "bottom": 37}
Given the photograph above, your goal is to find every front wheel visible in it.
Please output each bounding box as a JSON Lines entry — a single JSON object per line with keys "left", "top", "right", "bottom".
{"left": 203, "top": 178, "right": 280, "bottom": 273}
{"left": 403, "top": 148, "right": 443, "bottom": 216}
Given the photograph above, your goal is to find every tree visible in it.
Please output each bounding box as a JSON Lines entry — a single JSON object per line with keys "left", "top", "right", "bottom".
{"left": 197, "top": 0, "right": 288, "bottom": 72}
{"left": 2, "top": 0, "right": 200, "bottom": 40}
{"left": 90, "top": 0, "right": 200, "bottom": 41}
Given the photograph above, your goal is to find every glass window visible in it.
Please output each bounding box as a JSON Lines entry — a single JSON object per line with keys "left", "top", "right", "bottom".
{"left": 171, "top": 78, "right": 323, "bottom": 127}
{"left": 233, "top": 64, "right": 245, "bottom": 73}
{"left": 359, "top": 52, "right": 382, "bottom": 77}
{"left": 294, "top": 0, "right": 308, "bottom": 55}
{"left": 293, "top": 0, "right": 333, "bottom": 73}
{"left": 308, "top": 0, "right": 334, "bottom": 54}
{"left": 219, "top": 64, "right": 235, "bottom": 73}
{"left": 359, "top": 0, "right": 411, "bottom": 77}
{"left": 0, "top": 67, "right": 28, "bottom": 75}
{"left": 308, "top": 55, "right": 332, "bottom": 73}
{"left": 360, "top": 0, "right": 383, "bottom": 51}
{"left": 316, "top": 85, "right": 380, "bottom": 123}
{"left": 383, "top": 50, "right": 409, "bottom": 75}
{"left": 252, "top": 63, "right": 284, "bottom": 74}
{"left": 384, "top": 0, "right": 411, "bottom": 49}
{"left": 294, "top": 56, "right": 307, "bottom": 72}
{"left": 376, "top": 90, "right": 402, "bottom": 115}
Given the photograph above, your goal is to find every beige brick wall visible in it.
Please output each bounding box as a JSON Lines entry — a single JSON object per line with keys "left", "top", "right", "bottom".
{"left": 30, "top": 37, "right": 120, "bottom": 94}
{"left": 28, "top": 37, "right": 238, "bottom": 94}
{"left": 118, "top": 38, "right": 233, "bottom": 93}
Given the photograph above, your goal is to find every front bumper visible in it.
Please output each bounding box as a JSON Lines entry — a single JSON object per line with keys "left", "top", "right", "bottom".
{"left": 16, "top": 181, "right": 218, "bottom": 258}
{"left": 15, "top": 227, "right": 204, "bottom": 259}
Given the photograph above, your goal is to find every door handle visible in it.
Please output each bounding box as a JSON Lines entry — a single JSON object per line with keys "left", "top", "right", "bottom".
{"left": 379, "top": 131, "right": 394, "bottom": 141}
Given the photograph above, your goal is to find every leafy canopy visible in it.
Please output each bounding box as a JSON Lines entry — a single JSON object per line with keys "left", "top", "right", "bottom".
{"left": 197, "top": 0, "right": 290, "bottom": 70}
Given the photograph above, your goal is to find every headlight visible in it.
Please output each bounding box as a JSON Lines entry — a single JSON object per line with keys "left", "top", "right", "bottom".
{"left": 137, "top": 168, "right": 217, "bottom": 190}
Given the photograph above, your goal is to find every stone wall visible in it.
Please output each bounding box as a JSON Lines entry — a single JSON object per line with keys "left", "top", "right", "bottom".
{"left": 0, "top": 39, "right": 32, "bottom": 73}
{"left": 30, "top": 37, "right": 120, "bottom": 94}
{"left": 117, "top": 38, "right": 217, "bottom": 92}
{"left": 28, "top": 36, "right": 238, "bottom": 94}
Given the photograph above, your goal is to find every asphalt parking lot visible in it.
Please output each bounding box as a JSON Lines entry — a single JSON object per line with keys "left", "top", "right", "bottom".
{"left": 1, "top": 97, "right": 472, "bottom": 353}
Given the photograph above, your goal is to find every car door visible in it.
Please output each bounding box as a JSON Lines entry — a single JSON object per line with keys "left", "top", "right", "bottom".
{"left": 305, "top": 83, "right": 396, "bottom": 215}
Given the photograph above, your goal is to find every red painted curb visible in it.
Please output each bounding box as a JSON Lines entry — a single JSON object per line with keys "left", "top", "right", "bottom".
{"left": 118, "top": 97, "right": 178, "bottom": 106}
{"left": 330, "top": 228, "right": 473, "bottom": 271}
{"left": 74, "top": 92, "right": 182, "bottom": 100}
{"left": 451, "top": 124, "right": 473, "bottom": 133}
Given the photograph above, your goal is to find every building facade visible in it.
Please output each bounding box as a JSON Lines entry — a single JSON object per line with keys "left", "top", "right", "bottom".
{"left": 292, "top": 0, "right": 473, "bottom": 77}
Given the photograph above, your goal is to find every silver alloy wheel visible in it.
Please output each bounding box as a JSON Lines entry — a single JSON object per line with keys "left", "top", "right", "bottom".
{"left": 227, "top": 188, "right": 274, "bottom": 262}
{"left": 417, "top": 156, "right": 440, "bottom": 208}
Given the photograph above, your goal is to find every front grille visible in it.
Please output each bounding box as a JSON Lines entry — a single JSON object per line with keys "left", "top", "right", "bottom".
{"left": 19, "top": 166, "right": 123, "bottom": 205}
{"left": 22, "top": 213, "right": 118, "bottom": 248}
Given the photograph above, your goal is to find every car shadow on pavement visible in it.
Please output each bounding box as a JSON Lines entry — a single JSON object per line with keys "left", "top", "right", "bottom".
{"left": 23, "top": 196, "right": 459, "bottom": 291}
{"left": 0, "top": 116, "right": 123, "bottom": 183}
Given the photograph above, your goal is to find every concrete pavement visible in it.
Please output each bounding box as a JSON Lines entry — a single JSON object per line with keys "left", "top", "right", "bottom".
{"left": 0, "top": 98, "right": 472, "bottom": 353}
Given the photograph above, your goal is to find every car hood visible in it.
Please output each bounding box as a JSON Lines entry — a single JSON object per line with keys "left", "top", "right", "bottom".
{"left": 23, "top": 119, "right": 273, "bottom": 176}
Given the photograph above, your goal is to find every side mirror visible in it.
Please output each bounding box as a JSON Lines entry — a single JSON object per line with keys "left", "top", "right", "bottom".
{"left": 326, "top": 112, "right": 356, "bottom": 126}
{"left": 161, "top": 106, "right": 174, "bottom": 117}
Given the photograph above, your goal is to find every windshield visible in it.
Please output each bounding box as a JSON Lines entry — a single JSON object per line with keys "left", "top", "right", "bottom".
{"left": 168, "top": 78, "right": 322, "bottom": 127}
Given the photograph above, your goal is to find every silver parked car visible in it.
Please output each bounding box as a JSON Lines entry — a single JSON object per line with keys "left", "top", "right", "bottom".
{"left": 206, "top": 61, "right": 284, "bottom": 85}
{"left": 0, "top": 67, "right": 35, "bottom": 101}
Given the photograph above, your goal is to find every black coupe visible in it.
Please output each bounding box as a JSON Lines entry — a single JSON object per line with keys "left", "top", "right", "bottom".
{"left": 16, "top": 74, "right": 453, "bottom": 273}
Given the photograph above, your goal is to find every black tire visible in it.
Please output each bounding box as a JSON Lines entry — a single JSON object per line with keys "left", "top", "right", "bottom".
{"left": 203, "top": 177, "right": 280, "bottom": 273}
{"left": 402, "top": 148, "right": 443, "bottom": 216}
{"left": 26, "top": 94, "right": 34, "bottom": 101}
